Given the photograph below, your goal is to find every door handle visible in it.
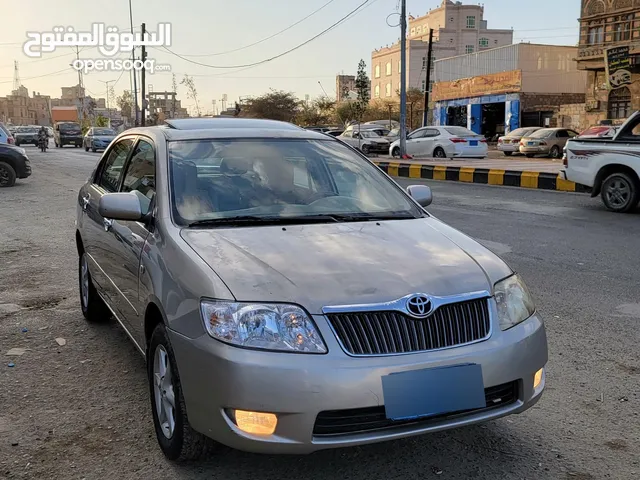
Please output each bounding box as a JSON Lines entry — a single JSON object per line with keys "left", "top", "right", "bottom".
{"left": 103, "top": 218, "right": 113, "bottom": 231}
{"left": 81, "top": 194, "right": 90, "bottom": 210}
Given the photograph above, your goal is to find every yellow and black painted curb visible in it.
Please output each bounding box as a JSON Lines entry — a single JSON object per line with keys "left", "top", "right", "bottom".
{"left": 373, "top": 161, "right": 589, "bottom": 193}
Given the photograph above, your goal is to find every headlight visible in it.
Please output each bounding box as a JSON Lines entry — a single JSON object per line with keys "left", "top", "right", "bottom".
{"left": 200, "top": 300, "right": 327, "bottom": 353}
{"left": 494, "top": 274, "right": 535, "bottom": 330}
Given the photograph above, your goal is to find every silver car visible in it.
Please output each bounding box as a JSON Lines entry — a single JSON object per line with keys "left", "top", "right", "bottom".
{"left": 75, "top": 118, "right": 547, "bottom": 460}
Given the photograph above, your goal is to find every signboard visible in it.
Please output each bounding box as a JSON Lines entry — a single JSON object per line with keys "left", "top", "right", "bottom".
{"left": 432, "top": 70, "right": 522, "bottom": 101}
{"left": 605, "top": 46, "right": 632, "bottom": 90}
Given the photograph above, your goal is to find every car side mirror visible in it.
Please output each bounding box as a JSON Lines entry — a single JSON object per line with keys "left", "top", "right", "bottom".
{"left": 406, "top": 185, "right": 432, "bottom": 207}
{"left": 98, "top": 192, "right": 145, "bottom": 221}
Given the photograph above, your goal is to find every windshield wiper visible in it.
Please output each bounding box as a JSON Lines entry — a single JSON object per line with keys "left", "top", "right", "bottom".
{"left": 186, "top": 212, "right": 419, "bottom": 228}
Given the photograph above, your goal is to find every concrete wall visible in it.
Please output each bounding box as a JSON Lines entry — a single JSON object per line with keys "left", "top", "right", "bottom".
{"left": 519, "top": 44, "right": 587, "bottom": 94}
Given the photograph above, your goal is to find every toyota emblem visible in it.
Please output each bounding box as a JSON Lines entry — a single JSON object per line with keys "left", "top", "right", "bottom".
{"left": 406, "top": 294, "right": 433, "bottom": 318}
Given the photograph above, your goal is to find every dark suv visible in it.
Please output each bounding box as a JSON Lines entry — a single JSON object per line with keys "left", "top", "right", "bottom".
{"left": 0, "top": 143, "right": 31, "bottom": 187}
{"left": 54, "top": 122, "right": 83, "bottom": 148}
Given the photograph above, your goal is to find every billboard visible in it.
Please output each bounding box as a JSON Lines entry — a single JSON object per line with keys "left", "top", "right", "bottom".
{"left": 605, "top": 46, "right": 632, "bottom": 90}
{"left": 432, "top": 70, "right": 522, "bottom": 101}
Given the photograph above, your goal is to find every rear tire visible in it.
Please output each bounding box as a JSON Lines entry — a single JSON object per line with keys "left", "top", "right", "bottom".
{"left": 85, "top": 145, "right": 89, "bottom": 152}
{"left": 503, "top": 151, "right": 512, "bottom": 156}
{"left": 549, "top": 146, "right": 560, "bottom": 159}
{"left": 391, "top": 147, "right": 400, "bottom": 158}
{"left": 148, "top": 323, "right": 214, "bottom": 461}
{"left": 433, "top": 147, "right": 446, "bottom": 158}
{"left": 601, "top": 172, "right": 639, "bottom": 213}
{"left": 79, "top": 252, "right": 111, "bottom": 322}
{"left": 0, "top": 161, "right": 17, "bottom": 187}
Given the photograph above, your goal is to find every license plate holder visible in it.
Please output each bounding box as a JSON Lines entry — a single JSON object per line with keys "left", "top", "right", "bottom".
{"left": 382, "top": 364, "right": 485, "bottom": 421}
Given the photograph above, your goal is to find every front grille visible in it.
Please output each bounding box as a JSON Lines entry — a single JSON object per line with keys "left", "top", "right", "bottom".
{"left": 327, "top": 298, "right": 491, "bottom": 355}
{"left": 313, "top": 381, "right": 518, "bottom": 436}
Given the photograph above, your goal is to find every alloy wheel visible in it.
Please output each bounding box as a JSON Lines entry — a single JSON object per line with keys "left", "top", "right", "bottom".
{"left": 604, "top": 178, "right": 631, "bottom": 209}
{"left": 0, "top": 166, "right": 10, "bottom": 186}
{"left": 80, "top": 255, "right": 90, "bottom": 309}
{"left": 153, "top": 345, "right": 176, "bottom": 439}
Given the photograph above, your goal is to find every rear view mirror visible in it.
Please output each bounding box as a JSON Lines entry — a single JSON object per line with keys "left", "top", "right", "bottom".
{"left": 406, "top": 185, "right": 432, "bottom": 207}
{"left": 98, "top": 192, "right": 145, "bottom": 221}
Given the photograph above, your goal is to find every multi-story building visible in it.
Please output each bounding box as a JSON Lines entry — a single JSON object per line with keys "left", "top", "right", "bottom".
{"left": 147, "top": 91, "right": 189, "bottom": 118}
{"left": 336, "top": 75, "right": 356, "bottom": 102}
{"left": 432, "top": 44, "right": 587, "bottom": 136}
{"left": 0, "top": 86, "right": 30, "bottom": 125}
{"left": 371, "top": 0, "right": 513, "bottom": 101}
{"left": 28, "top": 92, "right": 52, "bottom": 126}
{"left": 577, "top": 0, "right": 640, "bottom": 124}
{"left": 61, "top": 84, "right": 85, "bottom": 102}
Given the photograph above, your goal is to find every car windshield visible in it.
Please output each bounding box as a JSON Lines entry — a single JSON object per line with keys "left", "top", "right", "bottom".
{"left": 444, "top": 127, "right": 476, "bottom": 137}
{"left": 94, "top": 129, "right": 116, "bottom": 136}
{"left": 529, "top": 129, "right": 554, "bottom": 138}
{"left": 17, "top": 127, "right": 37, "bottom": 133}
{"left": 359, "top": 131, "right": 380, "bottom": 138}
{"left": 60, "top": 124, "right": 80, "bottom": 132}
{"left": 168, "top": 138, "right": 424, "bottom": 226}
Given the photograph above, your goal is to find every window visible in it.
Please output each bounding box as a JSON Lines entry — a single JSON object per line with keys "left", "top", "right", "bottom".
{"left": 608, "top": 87, "right": 631, "bottom": 120}
{"left": 97, "top": 138, "right": 134, "bottom": 193}
{"left": 479, "top": 38, "right": 489, "bottom": 48}
{"left": 386, "top": 62, "right": 392, "bottom": 76}
{"left": 494, "top": 39, "right": 498, "bottom": 44}
{"left": 424, "top": 129, "right": 440, "bottom": 137}
{"left": 374, "top": 85, "right": 380, "bottom": 98}
{"left": 374, "top": 65, "right": 380, "bottom": 78}
{"left": 465, "top": 45, "right": 474, "bottom": 54}
{"left": 466, "top": 16, "right": 476, "bottom": 28}
{"left": 385, "top": 83, "right": 391, "bottom": 97}
{"left": 121, "top": 139, "right": 156, "bottom": 213}
{"left": 408, "top": 129, "right": 426, "bottom": 140}
{"left": 416, "top": 26, "right": 422, "bottom": 35}
{"left": 587, "top": 24, "right": 604, "bottom": 44}
{"left": 421, "top": 80, "right": 426, "bottom": 92}
{"left": 613, "top": 15, "right": 633, "bottom": 42}
{"left": 422, "top": 56, "right": 427, "bottom": 69}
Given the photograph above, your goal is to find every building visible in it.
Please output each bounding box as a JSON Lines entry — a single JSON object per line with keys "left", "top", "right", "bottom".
{"left": 577, "top": 0, "right": 640, "bottom": 124}
{"left": 336, "top": 75, "right": 356, "bottom": 102}
{"left": 432, "top": 44, "right": 587, "bottom": 136}
{"left": 61, "top": 84, "right": 85, "bottom": 102}
{"left": 28, "top": 92, "right": 52, "bottom": 126}
{"left": 147, "top": 91, "right": 189, "bottom": 118}
{"left": 371, "top": 0, "right": 513, "bottom": 101}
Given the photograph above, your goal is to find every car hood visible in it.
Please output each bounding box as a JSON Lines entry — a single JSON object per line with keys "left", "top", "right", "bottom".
{"left": 180, "top": 217, "right": 512, "bottom": 314}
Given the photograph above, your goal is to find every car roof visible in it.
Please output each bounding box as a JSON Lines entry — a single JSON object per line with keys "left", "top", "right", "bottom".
{"left": 163, "top": 117, "right": 303, "bottom": 131}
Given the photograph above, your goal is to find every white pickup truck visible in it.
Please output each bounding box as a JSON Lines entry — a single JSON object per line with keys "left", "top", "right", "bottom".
{"left": 562, "top": 111, "right": 640, "bottom": 213}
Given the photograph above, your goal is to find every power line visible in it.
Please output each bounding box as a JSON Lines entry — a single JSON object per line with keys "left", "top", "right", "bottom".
{"left": 0, "top": 67, "right": 74, "bottom": 84}
{"left": 156, "top": 0, "right": 374, "bottom": 69}
{"left": 173, "top": 0, "right": 338, "bottom": 57}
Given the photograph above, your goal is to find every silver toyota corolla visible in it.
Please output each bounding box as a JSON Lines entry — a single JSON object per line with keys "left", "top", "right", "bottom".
{"left": 75, "top": 118, "right": 547, "bottom": 460}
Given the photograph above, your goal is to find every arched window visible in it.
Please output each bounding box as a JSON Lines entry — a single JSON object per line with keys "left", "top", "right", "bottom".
{"left": 585, "top": 0, "right": 605, "bottom": 16}
{"left": 608, "top": 87, "right": 631, "bottom": 120}
{"left": 374, "top": 85, "right": 380, "bottom": 98}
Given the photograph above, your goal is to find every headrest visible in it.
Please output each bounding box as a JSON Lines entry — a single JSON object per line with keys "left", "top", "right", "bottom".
{"left": 219, "top": 157, "right": 251, "bottom": 175}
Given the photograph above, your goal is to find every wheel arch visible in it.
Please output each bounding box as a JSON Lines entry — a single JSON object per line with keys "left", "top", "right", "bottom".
{"left": 593, "top": 163, "right": 640, "bottom": 197}
{"left": 144, "top": 297, "right": 170, "bottom": 353}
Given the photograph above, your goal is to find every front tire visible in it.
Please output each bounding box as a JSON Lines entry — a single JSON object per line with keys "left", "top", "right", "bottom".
{"left": 148, "top": 324, "right": 213, "bottom": 461}
{"left": 0, "top": 161, "right": 17, "bottom": 187}
{"left": 503, "top": 151, "right": 512, "bottom": 156}
{"left": 92, "top": 148, "right": 97, "bottom": 153}
{"left": 361, "top": 144, "right": 370, "bottom": 155}
{"left": 79, "top": 252, "right": 111, "bottom": 322}
{"left": 526, "top": 154, "right": 535, "bottom": 158}
{"left": 601, "top": 172, "right": 639, "bottom": 213}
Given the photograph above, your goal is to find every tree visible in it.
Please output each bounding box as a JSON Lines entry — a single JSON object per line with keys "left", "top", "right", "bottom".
{"left": 240, "top": 90, "right": 299, "bottom": 122}
{"left": 116, "top": 90, "right": 134, "bottom": 123}
{"left": 95, "top": 115, "right": 109, "bottom": 127}
{"left": 296, "top": 96, "right": 336, "bottom": 126}
{"left": 181, "top": 75, "right": 200, "bottom": 117}
{"left": 353, "top": 59, "right": 370, "bottom": 121}
{"left": 397, "top": 87, "right": 425, "bottom": 129}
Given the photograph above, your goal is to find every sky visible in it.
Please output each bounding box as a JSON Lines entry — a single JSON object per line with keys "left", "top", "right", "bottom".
{"left": 0, "top": 0, "right": 580, "bottom": 114}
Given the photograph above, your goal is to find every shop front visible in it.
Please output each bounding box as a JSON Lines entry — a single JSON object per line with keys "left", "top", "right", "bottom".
{"left": 432, "top": 70, "right": 522, "bottom": 138}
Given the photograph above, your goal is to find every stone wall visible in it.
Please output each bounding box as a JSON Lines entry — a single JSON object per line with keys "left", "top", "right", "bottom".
{"left": 556, "top": 103, "right": 589, "bottom": 132}
{"left": 520, "top": 93, "right": 586, "bottom": 112}
{"left": 584, "top": 70, "right": 640, "bottom": 126}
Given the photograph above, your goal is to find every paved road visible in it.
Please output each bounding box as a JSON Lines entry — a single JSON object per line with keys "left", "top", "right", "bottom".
{"left": 1, "top": 145, "right": 639, "bottom": 480}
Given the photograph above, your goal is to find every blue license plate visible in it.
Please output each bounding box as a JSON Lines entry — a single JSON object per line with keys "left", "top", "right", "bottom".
{"left": 382, "top": 364, "right": 485, "bottom": 420}
{"left": 527, "top": 142, "right": 534, "bottom": 146}
{"left": 470, "top": 140, "right": 478, "bottom": 146}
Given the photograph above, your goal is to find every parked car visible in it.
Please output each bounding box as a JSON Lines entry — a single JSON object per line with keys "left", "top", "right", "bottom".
{"left": 324, "top": 129, "right": 344, "bottom": 137}
{"left": 45, "top": 126, "right": 54, "bottom": 138}
{"left": 577, "top": 125, "right": 620, "bottom": 138}
{"left": 562, "top": 111, "right": 640, "bottom": 213}
{"left": 84, "top": 127, "right": 117, "bottom": 152}
{"left": 338, "top": 129, "right": 390, "bottom": 154}
{"left": 0, "top": 122, "right": 15, "bottom": 145}
{"left": 497, "top": 127, "right": 542, "bottom": 156}
{"left": 343, "top": 124, "right": 391, "bottom": 138}
{"left": 75, "top": 117, "right": 547, "bottom": 460}
{"left": 54, "top": 121, "right": 83, "bottom": 148}
{"left": 390, "top": 126, "right": 488, "bottom": 159}
{"left": 519, "top": 128, "right": 579, "bottom": 158}
{"left": 0, "top": 143, "right": 31, "bottom": 187}
{"left": 365, "top": 119, "right": 399, "bottom": 129}
{"left": 14, "top": 126, "right": 39, "bottom": 146}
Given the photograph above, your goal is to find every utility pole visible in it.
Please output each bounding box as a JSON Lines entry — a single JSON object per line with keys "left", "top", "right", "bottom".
{"left": 399, "top": 0, "right": 407, "bottom": 156}
{"left": 75, "top": 46, "right": 84, "bottom": 124}
{"left": 99, "top": 79, "right": 114, "bottom": 126}
{"left": 422, "top": 28, "right": 434, "bottom": 127}
{"left": 141, "top": 23, "right": 146, "bottom": 126}
{"left": 128, "top": 0, "right": 139, "bottom": 126}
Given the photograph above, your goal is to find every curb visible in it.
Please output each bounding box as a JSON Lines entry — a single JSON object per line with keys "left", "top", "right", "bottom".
{"left": 373, "top": 161, "right": 589, "bottom": 193}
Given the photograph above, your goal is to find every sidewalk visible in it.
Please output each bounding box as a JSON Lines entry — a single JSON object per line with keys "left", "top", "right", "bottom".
{"left": 372, "top": 156, "right": 588, "bottom": 192}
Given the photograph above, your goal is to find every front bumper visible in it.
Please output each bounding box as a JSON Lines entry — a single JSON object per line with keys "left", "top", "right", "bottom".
{"left": 365, "top": 143, "right": 390, "bottom": 153}
{"left": 170, "top": 310, "right": 548, "bottom": 454}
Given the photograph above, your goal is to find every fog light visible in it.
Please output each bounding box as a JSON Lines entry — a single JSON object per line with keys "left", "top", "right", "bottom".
{"left": 234, "top": 410, "right": 277, "bottom": 435}
{"left": 534, "top": 368, "right": 544, "bottom": 389}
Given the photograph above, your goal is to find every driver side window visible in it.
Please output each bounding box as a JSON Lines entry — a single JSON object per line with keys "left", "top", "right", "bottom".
{"left": 408, "top": 129, "right": 425, "bottom": 140}
{"left": 97, "top": 138, "right": 135, "bottom": 193}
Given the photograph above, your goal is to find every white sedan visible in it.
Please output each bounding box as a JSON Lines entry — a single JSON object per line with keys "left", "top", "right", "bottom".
{"left": 390, "top": 126, "right": 488, "bottom": 159}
